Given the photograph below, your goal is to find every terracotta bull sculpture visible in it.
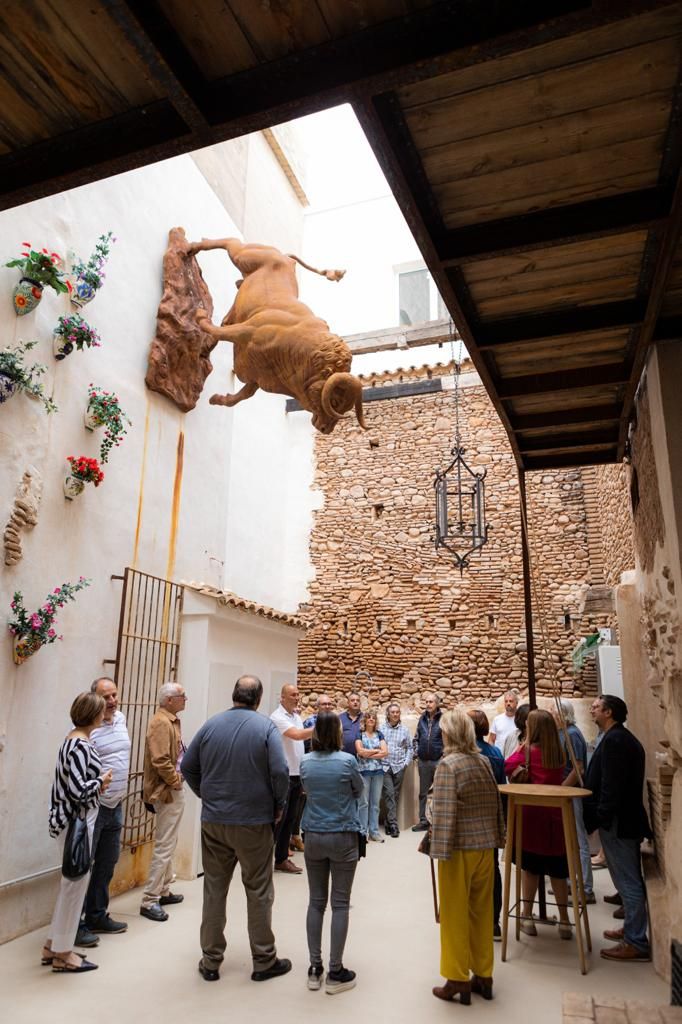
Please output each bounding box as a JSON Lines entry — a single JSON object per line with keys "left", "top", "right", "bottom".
{"left": 190, "top": 237, "right": 366, "bottom": 434}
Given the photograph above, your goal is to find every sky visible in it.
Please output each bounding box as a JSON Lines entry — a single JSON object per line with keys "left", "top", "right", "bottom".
{"left": 290, "top": 103, "right": 391, "bottom": 211}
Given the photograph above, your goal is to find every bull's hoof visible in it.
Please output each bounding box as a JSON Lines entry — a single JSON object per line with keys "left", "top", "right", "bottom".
{"left": 209, "top": 393, "right": 228, "bottom": 406}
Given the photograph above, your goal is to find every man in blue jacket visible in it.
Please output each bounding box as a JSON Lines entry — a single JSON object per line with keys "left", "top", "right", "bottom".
{"left": 182, "top": 675, "right": 292, "bottom": 983}
{"left": 584, "top": 694, "right": 652, "bottom": 962}
{"left": 411, "top": 692, "right": 443, "bottom": 832}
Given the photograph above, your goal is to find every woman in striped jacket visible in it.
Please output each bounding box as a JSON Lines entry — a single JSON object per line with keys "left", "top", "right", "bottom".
{"left": 42, "top": 691, "right": 112, "bottom": 973}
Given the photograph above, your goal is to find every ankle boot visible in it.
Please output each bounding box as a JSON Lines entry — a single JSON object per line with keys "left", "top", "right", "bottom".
{"left": 471, "top": 974, "right": 493, "bottom": 1000}
{"left": 432, "top": 979, "right": 472, "bottom": 1004}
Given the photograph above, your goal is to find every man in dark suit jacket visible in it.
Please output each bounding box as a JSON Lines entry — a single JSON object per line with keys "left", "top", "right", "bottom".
{"left": 584, "top": 695, "right": 651, "bottom": 962}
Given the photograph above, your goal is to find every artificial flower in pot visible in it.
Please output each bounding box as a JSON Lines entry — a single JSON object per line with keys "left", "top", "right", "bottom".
{"left": 70, "top": 231, "right": 116, "bottom": 308}
{"left": 8, "top": 577, "right": 91, "bottom": 664}
{"left": 53, "top": 313, "right": 101, "bottom": 360}
{"left": 5, "top": 243, "right": 71, "bottom": 315}
{"left": 0, "top": 340, "right": 58, "bottom": 412}
{"left": 84, "top": 384, "right": 131, "bottom": 460}
{"left": 64, "top": 454, "right": 104, "bottom": 500}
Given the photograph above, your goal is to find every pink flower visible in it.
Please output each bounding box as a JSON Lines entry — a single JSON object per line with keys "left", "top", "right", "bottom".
{"left": 30, "top": 613, "right": 41, "bottom": 629}
{"left": 48, "top": 629, "right": 56, "bottom": 639}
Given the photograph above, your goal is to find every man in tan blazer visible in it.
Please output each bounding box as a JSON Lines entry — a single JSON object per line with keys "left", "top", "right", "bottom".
{"left": 140, "top": 682, "right": 187, "bottom": 922}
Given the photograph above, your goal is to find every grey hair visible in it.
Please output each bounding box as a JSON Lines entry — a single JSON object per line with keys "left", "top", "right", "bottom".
{"left": 557, "top": 699, "right": 576, "bottom": 725}
{"left": 90, "top": 676, "right": 115, "bottom": 693}
{"left": 386, "top": 701, "right": 401, "bottom": 715}
{"left": 158, "top": 682, "right": 183, "bottom": 705}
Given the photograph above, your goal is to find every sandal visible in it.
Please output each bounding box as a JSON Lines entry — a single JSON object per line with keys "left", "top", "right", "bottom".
{"left": 51, "top": 956, "right": 98, "bottom": 973}
{"left": 41, "top": 949, "right": 86, "bottom": 966}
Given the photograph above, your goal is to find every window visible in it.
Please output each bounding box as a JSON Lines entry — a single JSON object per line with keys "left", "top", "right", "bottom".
{"left": 396, "top": 262, "right": 447, "bottom": 325}
{"left": 373, "top": 502, "right": 384, "bottom": 519}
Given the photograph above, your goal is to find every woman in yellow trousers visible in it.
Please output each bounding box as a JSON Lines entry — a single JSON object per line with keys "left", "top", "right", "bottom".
{"left": 428, "top": 709, "right": 505, "bottom": 1004}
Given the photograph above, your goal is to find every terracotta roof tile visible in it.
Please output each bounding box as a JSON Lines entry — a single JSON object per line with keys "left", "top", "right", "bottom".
{"left": 181, "top": 581, "right": 306, "bottom": 629}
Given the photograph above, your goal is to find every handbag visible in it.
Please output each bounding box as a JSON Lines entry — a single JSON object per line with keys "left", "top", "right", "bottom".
{"left": 62, "top": 801, "right": 92, "bottom": 879}
{"left": 509, "top": 744, "right": 531, "bottom": 785}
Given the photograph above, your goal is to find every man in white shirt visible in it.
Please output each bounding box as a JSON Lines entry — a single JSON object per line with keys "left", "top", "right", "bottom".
{"left": 490, "top": 690, "right": 519, "bottom": 753}
{"left": 270, "top": 684, "right": 314, "bottom": 875}
{"left": 76, "top": 676, "right": 131, "bottom": 946}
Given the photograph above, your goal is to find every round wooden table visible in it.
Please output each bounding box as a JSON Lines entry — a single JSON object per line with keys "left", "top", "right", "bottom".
{"left": 499, "top": 783, "right": 593, "bottom": 974}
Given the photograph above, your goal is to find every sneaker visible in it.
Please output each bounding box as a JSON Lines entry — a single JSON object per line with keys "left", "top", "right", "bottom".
{"left": 251, "top": 958, "right": 292, "bottom": 982}
{"left": 86, "top": 916, "right": 128, "bottom": 934}
{"left": 74, "top": 926, "right": 100, "bottom": 948}
{"left": 520, "top": 920, "right": 537, "bottom": 937}
{"left": 369, "top": 833, "right": 384, "bottom": 843}
{"left": 325, "top": 966, "right": 357, "bottom": 994}
{"left": 307, "top": 964, "right": 324, "bottom": 990}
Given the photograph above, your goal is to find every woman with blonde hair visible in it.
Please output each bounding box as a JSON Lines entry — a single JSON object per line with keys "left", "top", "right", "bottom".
{"left": 504, "top": 708, "right": 572, "bottom": 939}
{"left": 429, "top": 709, "right": 505, "bottom": 1004}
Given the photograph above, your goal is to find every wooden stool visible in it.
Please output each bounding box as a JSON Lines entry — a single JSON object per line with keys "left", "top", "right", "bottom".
{"left": 500, "top": 783, "right": 593, "bottom": 974}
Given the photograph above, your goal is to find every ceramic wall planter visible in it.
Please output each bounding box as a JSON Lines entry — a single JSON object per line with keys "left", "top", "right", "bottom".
{"left": 70, "top": 276, "right": 98, "bottom": 309}
{"left": 13, "top": 277, "right": 43, "bottom": 316}
{"left": 12, "top": 634, "right": 42, "bottom": 664}
{"left": 53, "top": 331, "right": 73, "bottom": 360}
{"left": 84, "top": 402, "right": 104, "bottom": 431}
{"left": 0, "top": 373, "right": 18, "bottom": 404}
{"left": 63, "top": 475, "right": 85, "bottom": 501}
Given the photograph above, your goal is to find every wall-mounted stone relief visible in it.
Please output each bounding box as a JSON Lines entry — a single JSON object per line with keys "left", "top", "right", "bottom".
{"left": 3, "top": 467, "right": 42, "bottom": 565}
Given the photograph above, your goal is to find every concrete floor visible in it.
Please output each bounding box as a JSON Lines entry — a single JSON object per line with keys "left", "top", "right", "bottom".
{"left": 1, "top": 834, "right": 668, "bottom": 1024}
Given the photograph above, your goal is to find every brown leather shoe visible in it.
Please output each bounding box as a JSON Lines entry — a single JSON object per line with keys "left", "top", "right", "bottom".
{"left": 603, "top": 927, "right": 624, "bottom": 941}
{"left": 600, "top": 942, "right": 651, "bottom": 962}
{"left": 274, "top": 858, "right": 302, "bottom": 875}
{"left": 290, "top": 836, "right": 305, "bottom": 852}
{"left": 613, "top": 905, "right": 625, "bottom": 919}
{"left": 471, "top": 974, "right": 493, "bottom": 1000}
{"left": 604, "top": 892, "right": 622, "bottom": 905}
{"left": 432, "top": 980, "right": 471, "bottom": 1005}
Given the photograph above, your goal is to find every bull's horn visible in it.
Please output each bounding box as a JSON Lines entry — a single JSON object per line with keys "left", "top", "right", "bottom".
{"left": 321, "top": 373, "right": 367, "bottom": 429}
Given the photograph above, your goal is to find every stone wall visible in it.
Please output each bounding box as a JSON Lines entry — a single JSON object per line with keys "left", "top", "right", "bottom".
{"left": 297, "top": 362, "right": 616, "bottom": 708}
{"left": 594, "top": 462, "right": 636, "bottom": 587}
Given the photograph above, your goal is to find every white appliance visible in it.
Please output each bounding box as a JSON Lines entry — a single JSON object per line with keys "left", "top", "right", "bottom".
{"left": 596, "top": 645, "right": 624, "bottom": 699}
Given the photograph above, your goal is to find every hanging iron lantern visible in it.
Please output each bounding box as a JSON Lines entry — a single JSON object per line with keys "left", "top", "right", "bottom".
{"left": 433, "top": 328, "right": 489, "bottom": 572}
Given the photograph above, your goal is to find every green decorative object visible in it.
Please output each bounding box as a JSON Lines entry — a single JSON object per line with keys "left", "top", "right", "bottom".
{"left": 6, "top": 243, "right": 71, "bottom": 315}
{"left": 0, "top": 340, "right": 58, "bottom": 413}
{"left": 70, "top": 231, "right": 115, "bottom": 308}
{"left": 8, "top": 578, "right": 92, "bottom": 664}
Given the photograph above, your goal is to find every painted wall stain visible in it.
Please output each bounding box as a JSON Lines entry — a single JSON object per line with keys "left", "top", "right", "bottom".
{"left": 132, "top": 402, "right": 152, "bottom": 568}
{"left": 165, "top": 430, "right": 185, "bottom": 582}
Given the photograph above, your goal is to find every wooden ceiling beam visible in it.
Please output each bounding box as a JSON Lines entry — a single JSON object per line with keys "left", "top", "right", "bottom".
{"left": 654, "top": 315, "right": 682, "bottom": 340}
{"left": 477, "top": 300, "right": 646, "bottom": 348}
{"left": 497, "top": 364, "right": 629, "bottom": 399}
{"left": 438, "top": 187, "right": 673, "bottom": 265}
{"left": 524, "top": 449, "right": 619, "bottom": 469}
{"left": 518, "top": 426, "right": 620, "bottom": 452}
{"left": 201, "top": 1, "right": 593, "bottom": 126}
{"left": 510, "top": 405, "right": 623, "bottom": 431}
{"left": 0, "top": 103, "right": 190, "bottom": 208}
{"left": 104, "top": 1, "right": 211, "bottom": 136}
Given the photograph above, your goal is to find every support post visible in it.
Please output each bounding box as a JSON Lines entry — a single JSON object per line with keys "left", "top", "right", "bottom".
{"left": 518, "top": 468, "right": 537, "bottom": 710}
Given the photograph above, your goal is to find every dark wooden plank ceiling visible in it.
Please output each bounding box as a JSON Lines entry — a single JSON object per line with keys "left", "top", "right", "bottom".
{"left": 1, "top": 0, "right": 681, "bottom": 470}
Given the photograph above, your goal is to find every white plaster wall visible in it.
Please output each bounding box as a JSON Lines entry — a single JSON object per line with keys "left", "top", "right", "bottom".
{"left": 0, "top": 142, "right": 311, "bottom": 937}
{"left": 173, "top": 590, "right": 303, "bottom": 877}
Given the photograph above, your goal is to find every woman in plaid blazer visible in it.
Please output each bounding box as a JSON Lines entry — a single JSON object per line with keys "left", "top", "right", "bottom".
{"left": 429, "top": 709, "right": 505, "bottom": 1004}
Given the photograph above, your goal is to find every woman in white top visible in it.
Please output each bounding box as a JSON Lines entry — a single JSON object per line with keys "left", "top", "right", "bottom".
{"left": 43, "top": 691, "right": 112, "bottom": 973}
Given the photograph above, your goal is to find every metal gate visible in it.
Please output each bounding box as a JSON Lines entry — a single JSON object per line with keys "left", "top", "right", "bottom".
{"left": 112, "top": 568, "right": 184, "bottom": 850}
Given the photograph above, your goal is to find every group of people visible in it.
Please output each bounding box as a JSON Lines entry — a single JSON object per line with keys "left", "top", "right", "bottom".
{"left": 44, "top": 678, "right": 653, "bottom": 1003}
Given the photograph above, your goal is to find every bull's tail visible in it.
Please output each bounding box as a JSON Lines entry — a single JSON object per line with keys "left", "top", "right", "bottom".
{"left": 321, "top": 373, "right": 367, "bottom": 429}
{"left": 286, "top": 253, "right": 346, "bottom": 282}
